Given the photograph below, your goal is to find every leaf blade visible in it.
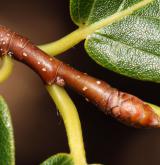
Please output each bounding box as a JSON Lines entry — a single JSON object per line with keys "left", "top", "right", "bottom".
{"left": 40, "top": 153, "right": 74, "bottom": 165}
{"left": 70, "top": 0, "right": 130, "bottom": 26}
{"left": 0, "top": 96, "right": 15, "bottom": 165}
{"left": 84, "top": 0, "right": 160, "bottom": 82}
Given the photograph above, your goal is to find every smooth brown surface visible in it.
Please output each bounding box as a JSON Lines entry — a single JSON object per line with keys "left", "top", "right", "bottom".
{"left": 0, "top": 25, "right": 62, "bottom": 85}
{"left": 58, "top": 64, "right": 160, "bottom": 128}
{"left": 1, "top": 25, "right": 159, "bottom": 128}
{"left": 0, "top": 0, "right": 160, "bottom": 165}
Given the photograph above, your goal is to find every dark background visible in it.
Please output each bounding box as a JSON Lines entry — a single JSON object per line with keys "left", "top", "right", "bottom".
{"left": 0, "top": 0, "right": 160, "bottom": 165}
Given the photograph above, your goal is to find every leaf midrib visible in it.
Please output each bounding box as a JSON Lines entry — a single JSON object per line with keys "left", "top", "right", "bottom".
{"left": 85, "top": 0, "right": 127, "bottom": 25}
{"left": 96, "top": 32, "right": 159, "bottom": 57}
{"left": 83, "top": 0, "right": 159, "bottom": 29}
{"left": 92, "top": 12, "right": 160, "bottom": 56}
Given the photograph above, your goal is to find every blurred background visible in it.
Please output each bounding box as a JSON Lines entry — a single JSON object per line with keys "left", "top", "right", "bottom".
{"left": 0, "top": 0, "right": 160, "bottom": 165}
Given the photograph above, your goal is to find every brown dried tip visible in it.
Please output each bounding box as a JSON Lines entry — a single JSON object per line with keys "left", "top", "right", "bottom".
{"left": 0, "top": 25, "right": 160, "bottom": 128}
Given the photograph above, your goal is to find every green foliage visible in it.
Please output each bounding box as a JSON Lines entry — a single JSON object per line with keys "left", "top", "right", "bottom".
{"left": 40, "top": 153, "right": 74, "bottom": 165}
{"left": 40, "top": 152, "right": 103, "bottom": 165}
{"left": 70, "top": 0, "right": 137, "bottom": 26}
{"left": 0, "top": 1, "right": 159, "bottom": 165}
{"left": 71, "top": 0, "right": 160, "bottom": 82}
{"left": 0, "top": 96, "right": 15, "bottom": 165}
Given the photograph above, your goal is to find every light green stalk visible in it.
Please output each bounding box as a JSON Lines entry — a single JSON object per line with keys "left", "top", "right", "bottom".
{"left": 46, "top": 85, "right": 87, "bottom": 165}
{"left": 0, "top": 56, "right": 13, "bottom": 83}
{"left": 39, "top": 0, "right": 153, "bottom": 55}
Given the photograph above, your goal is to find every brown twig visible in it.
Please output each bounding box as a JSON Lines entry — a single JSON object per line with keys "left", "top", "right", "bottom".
{"left": 0, "top": 25, "right": 159, "bottom": 128}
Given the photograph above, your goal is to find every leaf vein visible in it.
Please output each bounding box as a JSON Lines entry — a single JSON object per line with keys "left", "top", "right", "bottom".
{"left": 86, "top": 0, "right": 97, "bottom": 25}
{"left": 117, "top": 0, "right": 127, "bottom": 12}
{"left": 96, "top": 33, "right": 159, "bottom": 56}
{"left": 78, "top": 0, "right": 81, "bottom": 24}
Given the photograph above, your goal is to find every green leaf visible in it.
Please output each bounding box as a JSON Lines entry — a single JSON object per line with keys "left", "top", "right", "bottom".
{"left": 71, "top": 0, "right": 160, "bottom": 82}
{"left": 40, "top": 152, "right": 103, "bottom": 165}
{"left": 0, "top": 96, "right": 15, "bottom": 165}
{"left": 40, "top": 153, "right": 74, "bottom": 165}
{"left": 70, "top": 0, "right": 136, "bottom": 26}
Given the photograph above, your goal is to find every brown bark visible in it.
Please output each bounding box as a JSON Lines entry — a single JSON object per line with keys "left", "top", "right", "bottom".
{"left": 0, "top": 25, "right": 160, "bottom": 128}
